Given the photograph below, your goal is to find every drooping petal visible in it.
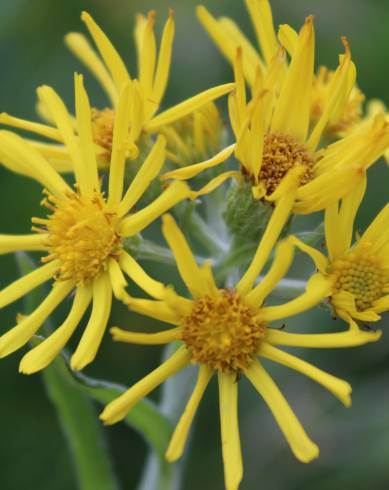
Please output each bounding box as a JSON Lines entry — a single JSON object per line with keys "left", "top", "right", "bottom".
{"left": 0, "top": 281, "right": 74, "bottom": 358}
{"left": 70, "top": 273, "right": 112, "bottom": 370}
{"left": 245, "top": 359, "right": 319, "bottom": 463}
{"left": 119, "top": 181, "right": 190, "bottom": 237}
{"left": 166, "top": 365, "right": 213, "bottom": 462}
{"left": 100, "top": 346, "right": 191, "bottom": 425}
{"left": 261, "top": 273, "right": 331, "bottom": 322}
{"left": 189, "top": 171, "right": 240, "bottom": 199}
{"left": 0, "top": 260, "right": 59, "bottom": 309}
{"left": 110, "top": 326, "right": 182, "bottom": 345}
{"left": 218, "top": 372, "right": 243, "bottom": 490}
{"left": 127, "top": 297, "right": 181, "bottom": 325}
{"left": 259, "top": 342, "right": 351, "bottom": 406}
{"left": 19, "top": 285, "right": 92, "bottom": 374}
{"left": 266, "top": 328, "right": 381, "bottom": 347}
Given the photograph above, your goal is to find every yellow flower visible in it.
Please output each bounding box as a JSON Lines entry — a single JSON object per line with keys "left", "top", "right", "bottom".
{"left": 197, "top": 0, "right": 365, "bottom": 137}
{"left": 99, "top": 181, "right": 380, "bottom": 490}
{"left": 0, "top": 74, "right": 191, "bottom": 373}
{"left": 0, "top": 10, "right": 234, "bottom": 171}
{"left": 290, "top": 176, "right": 389, "bottom": 330}
{"left": 162, "top": 19, "right": 389, "bottom": 214}
{"left": 161, "top": 101, "right": 225, "bottom": 166}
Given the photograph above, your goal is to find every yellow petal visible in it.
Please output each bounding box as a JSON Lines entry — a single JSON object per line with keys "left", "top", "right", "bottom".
{"left": 166, "top": 365, "right": 212, "bottom": 462}
{"left": 127, "top": 297, "right": 181, "bottom": 325}
{"left": 0, "top": 112, "right": 63, "bottom": 142}
{"left": 266, "top": 328, "right": 382, "bottom": 347}
{"left": 81, "top": 11, "right": 130, "bottom": 90}
{"left": 0, "top": 131, "right": 70, "bottom": 196}
{"left": 74, "top": 74, "right": 99, "bottom": 194}
{"left": 259, "top": 342, "right": 351, "bottom": 406}
{"left": 118, "top": 135, "right": 166, "bottom": 217}
{"left": 110, "top": 326, "right": 182, "bottom": 345}
{"left": 189, "top": 171, "right": 240, "bottom": 199}
{"left": 0, "top": 281, "right": 73, "bottom": 358}
{"left": 37, "top": 85, "right": 90, "bottom": 193}
{"left": 138, "top": 11, "right": 157, "bottom": 101}
{"left": 107, "top": 82, "right": 133, "bottom": 206}
{"left": 107, "top": 258, "right": 128, "bottom": 302}
{"left": 0, "top": 260, "right": 59, "bottom": 309}
{"left": 153, "top": 10, "right": 175, "bottom": 104}
{"left": 261, "top": 273, "right": 331, "bottom": 322}
{"left": 161, "top": 214, "right": 209, "bottom": 298}
{"left": 120, "top": 181, "right": 190, "bottom": 237}
{"left": 245, "top": 359, "right": 319, "bottom": 463}
{"left": 0, "top": 234, "right": 48, "bottom": 255}
{"left": 119, "top": 252, "right": 167, "bottom": 300}
{"left": 245, "top": 0, "right": 278, "bottom": 64}
{"left": 19, "top": 285, "right": 92, "bottom": 374}
{"left": 237, "top": 182, "right": 297, "bottom": 295}
{"left": 288, "top": 236, "right": 329, "bottom": 273}
{"left": 70, "top": 273, "right": 112, "bottom": 370}
{"left": 65, "top": 32, "right": 118, "bottom": 106}
{"left": 161, "top": 144, "right": 235, "bottom": 181}
{"left": 218, "top": 372, "right": 243, "bottom": 490}
{"left": 246, "top": 238, "right": 294, "bottom": 308}
{"left": 271, "top": 16, "right": 314, "bottom": 142}
{"left": 100, "top": 346, "right": 191, "bottom": 425}
{"left": 278, "top": 24, "right": 298, "bottom": 56}
{"left": 145, "top": 83, "right": 235, "bottom": 132}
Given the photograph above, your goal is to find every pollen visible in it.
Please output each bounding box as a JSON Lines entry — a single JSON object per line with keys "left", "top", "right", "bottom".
{"left": 330, "top": 246, "right": 386, "bottom": 311}
{"left": 258, "top": 132, "right": 315, "bottom": 195}
{"left": 91, "top": 107, "right": 115, "bottom": 155}
{"left": 32, "top": 190, "right": 121, "bottom": 284}
{"left": 181, "top": 289, "right": 265, "bottom": 372}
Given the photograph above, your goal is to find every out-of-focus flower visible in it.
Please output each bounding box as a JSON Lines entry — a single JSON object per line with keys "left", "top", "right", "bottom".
{"left": 0, "top": 10, "right": 234, "bottom": 171}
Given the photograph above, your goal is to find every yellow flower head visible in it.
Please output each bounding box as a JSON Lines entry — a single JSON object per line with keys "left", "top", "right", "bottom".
{"left": 0, "top": 74, "right": 191, "bottom": 373}
{"left": 99, "top": 180, "right": 380, "bottom": 490}
{"left": 0, "top": 10, "right": 234, "bottom": 172}
{"left": 161, "top": 101, "right": 225, "bottom": 166}
{"left": 291, "top": 176, "right": 389, "bottom": 330}
{"left": 197, "top": 0, "right": 366, "bottom": 138}
{"left": 162, "top": 18, "right": 389, "bottom": 214}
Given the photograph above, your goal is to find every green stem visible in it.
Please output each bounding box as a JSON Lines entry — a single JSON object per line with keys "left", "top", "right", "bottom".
{"left": 136, "top": 240, "right": 177, "bottom": 266}
{"left": 189, "top": 211, "right": 228, "bottom": 257}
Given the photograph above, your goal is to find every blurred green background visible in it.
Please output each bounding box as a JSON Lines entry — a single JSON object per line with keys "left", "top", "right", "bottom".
{"left": 1, "top": 0, "right": 389, "bottom": 489}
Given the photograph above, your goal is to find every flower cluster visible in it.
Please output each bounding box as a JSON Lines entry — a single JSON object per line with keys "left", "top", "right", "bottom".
{"left": 0, "top": 2, "right": 388, "bottom": 490}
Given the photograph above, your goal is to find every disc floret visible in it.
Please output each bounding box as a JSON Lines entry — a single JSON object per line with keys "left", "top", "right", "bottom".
{"left": 33, "top": 190, "right": 121, "bottom": 284}
{"left": 181, "top": 288, "right": 265, "bottom": 372}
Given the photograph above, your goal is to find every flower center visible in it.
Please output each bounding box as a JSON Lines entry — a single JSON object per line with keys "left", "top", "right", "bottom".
{"left": 91, "top": 107, "right": 115, "bottom": 155}
{"left": 33, "top": 191, "right": 121, "bottom": 284}
{"left": 258, "top": 132, "right": 315, "bottom": 195}
{"left": 181, "top": 289, "right": 265, "bottom": 372}
{"left": 330, "top": 248, "right": 385, "bottom": 311}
